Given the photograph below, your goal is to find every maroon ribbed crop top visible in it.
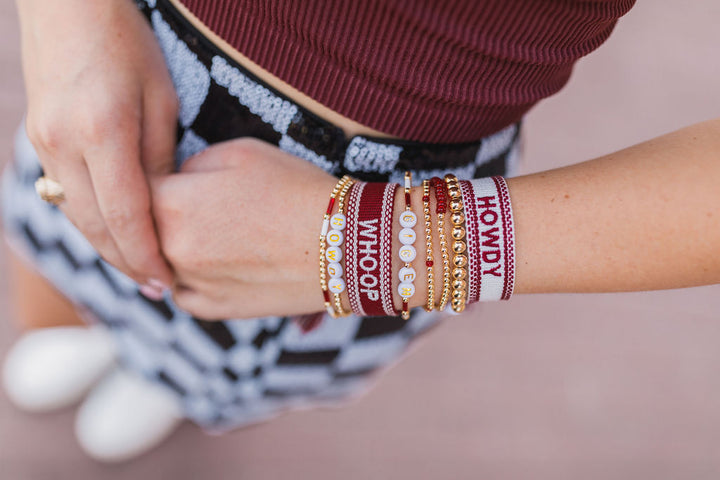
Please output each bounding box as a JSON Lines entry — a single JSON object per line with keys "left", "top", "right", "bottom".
{"left": 179, "top": 0, "right": 636, "bottom": 143}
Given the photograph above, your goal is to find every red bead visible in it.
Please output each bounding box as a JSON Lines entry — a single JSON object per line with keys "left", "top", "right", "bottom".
{"left": 426, "top": 260, "right": 434, "bottom": 267}
{"left": 325, "top": 197, "right": 336, "bottom": 215}
{"left": 322, "top": 290, "right": 331, "bottom": 302}
{"left": 402, "top": 302, "right": 409, "bottom": 313}
{"left": 422, "top": 195, "right": 430, "bottom": 202}
{"left": 404, "top": 192, "right": 411, "bottom": 207}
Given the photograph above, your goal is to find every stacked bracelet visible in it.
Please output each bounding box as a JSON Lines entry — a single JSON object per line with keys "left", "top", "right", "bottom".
{"left": 315, "top": 171, "right": 515, "bottom": 328}
{"left": 422, "top": 179, "right": 435, "bottom": 312}
{"left": 345, "top": 181, "right": 399, "bottom": 316}
{"left": 459, "top": 180, "right": 481, "bottom": 303}
{"left": 328, "top": 179, "right": 354, "bottom": 316}
{"left": 398, "top": 172, "right": 417, "bottom": 320}
{"left": 319, "top": 175, "right": 353, "bottom": 318}
{"left": 468, "top": 176, "right": 516, "bottom": 301}
{"left": 445, "top": 174, "right": 469, "bottom": 313}
{"left": 431, "top": 177, "right": 451, "bottom": 311}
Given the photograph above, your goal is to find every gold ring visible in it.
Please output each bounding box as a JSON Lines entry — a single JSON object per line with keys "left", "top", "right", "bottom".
{"left": 34, "top": 176, "right": 65, "bottom": 206}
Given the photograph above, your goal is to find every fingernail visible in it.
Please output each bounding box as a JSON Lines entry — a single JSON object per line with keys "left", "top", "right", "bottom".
{"left": 147, "top": 278, "right": 169, "bottom": 290}
{"left": 140, "top": 284, "right": 165, "bottom": 301}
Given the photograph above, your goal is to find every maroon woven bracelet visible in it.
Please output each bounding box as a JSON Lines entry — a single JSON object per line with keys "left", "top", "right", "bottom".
{"left": 460, "top": 180, "right": 481, "bottom": 304}
{"left": 493, "top": 176, "right": 516, "bottom": 300}
{"left": 467, "top": 176, "right": 516, "bottom": 301}
{"left": 345, "top": 181, "right": 365, "bottom": 316}
{"left": 345, "top": 182, "right": 398, "bottom": 316}
{"left": 379, "top": 182, "right": 399, "bottom": 316}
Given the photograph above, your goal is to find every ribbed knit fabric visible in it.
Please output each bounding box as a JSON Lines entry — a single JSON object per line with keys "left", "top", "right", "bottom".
{"left": 179, "top": 0, "right": 636, "bottom": 143}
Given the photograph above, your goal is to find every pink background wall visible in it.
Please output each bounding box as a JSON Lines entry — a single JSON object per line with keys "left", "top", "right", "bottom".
{"left": 1, "top": 1, "right": 720, "bottom": 478}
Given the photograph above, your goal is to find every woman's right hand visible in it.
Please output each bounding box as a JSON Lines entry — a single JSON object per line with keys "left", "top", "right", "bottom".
{"left": 17, "top": 0, "right": 176, "bottom": 295}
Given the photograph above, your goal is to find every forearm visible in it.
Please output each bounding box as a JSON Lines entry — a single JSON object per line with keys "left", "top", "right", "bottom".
{"left": 352, "top": 118, "right": 720, "bottom": 312}
{"left": 510, "top": 118, "right": 720, "bottom": 294}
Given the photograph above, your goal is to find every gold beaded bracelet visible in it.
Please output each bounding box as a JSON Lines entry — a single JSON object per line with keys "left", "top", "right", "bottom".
{"left": 319, "top": 175, "right": 353, "bottom": 318}
{"left": 444, "top": 174, "right": 469, "bottom": 313}
{"left": 331, "top": 179, "right": 354, "bottom": 316}
{"left": 422, "top": 179, "right": 435, "bottom": 312}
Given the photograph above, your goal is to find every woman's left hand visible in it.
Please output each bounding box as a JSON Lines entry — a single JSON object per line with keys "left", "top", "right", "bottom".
{"left": 151, "top": 138, "right": 337, "bottom": 320}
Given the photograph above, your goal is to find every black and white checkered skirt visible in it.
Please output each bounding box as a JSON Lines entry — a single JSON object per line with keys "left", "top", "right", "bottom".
{"left": 1, "top": 0, "right": 521, "bottom": 430}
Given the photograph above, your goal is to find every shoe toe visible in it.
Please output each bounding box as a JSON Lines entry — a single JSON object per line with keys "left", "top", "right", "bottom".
{"left": 2, "top": 326, "right": 115, "bottom": 412}
{"left": 75, "top": 368, "right": 183, "bottom": 463}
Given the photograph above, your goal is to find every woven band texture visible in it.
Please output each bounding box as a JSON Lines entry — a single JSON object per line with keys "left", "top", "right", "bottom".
{"left": 345, "top": 182, "right": 398, "bottom": 316}
{"left": 467, "top": 176, "right": 516, "bottom": 301}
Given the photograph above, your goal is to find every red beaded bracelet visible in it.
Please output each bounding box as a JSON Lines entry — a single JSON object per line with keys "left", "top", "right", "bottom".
{"left": 430, "top": 177, "right": 451, "bottom": 311}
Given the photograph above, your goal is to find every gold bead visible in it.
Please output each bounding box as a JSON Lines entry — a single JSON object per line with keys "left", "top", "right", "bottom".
{"left": 452, "top": 240, "right": 466, "bottom": 254}
{"left": 452, "top": 279, "right": 467, "bottom": 291}
{"left": 451, "top": 226, "right": 465, "bottom": 240}
{"left": 451, "top": 212, "right": 465, "bottom": 225}
{"left": 453, "top": 255, "right": 468, "bottom": 268}
{"left": 450, "top": 199, "right": 463, "bottom": 212}
{"left": 452, "top": 288, "right": 466, "bottom": 300}
{"left": 452, "top": 267, "right": 467, "bottom": 280}
{"left": 447, "top": 186, "right": 461, "bottom": 199}
{"left": 451, "top": 299, "right": 466, "bottom": 313}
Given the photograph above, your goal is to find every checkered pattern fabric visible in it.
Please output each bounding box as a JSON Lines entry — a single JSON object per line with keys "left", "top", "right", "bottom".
{"left": 0, "top": 0, "right": 520, "bottom": 430}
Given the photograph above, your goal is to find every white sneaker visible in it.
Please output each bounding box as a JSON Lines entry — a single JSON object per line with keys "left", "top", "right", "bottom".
{"left": 2, "top": 325, "right": 116, "bottom": 412}
{"left": 74, "top": 368, "right": 183, "bottom": 463}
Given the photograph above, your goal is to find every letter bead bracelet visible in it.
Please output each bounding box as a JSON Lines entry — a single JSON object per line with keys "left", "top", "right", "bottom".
{"left": 328, "top": 179, "right": 354, "bottom": 316}
{"left": 398, "top": 172, "right": 418, "bottom": 320}
{"left": 319, "top": 175, "right": 353, "bottom": 318}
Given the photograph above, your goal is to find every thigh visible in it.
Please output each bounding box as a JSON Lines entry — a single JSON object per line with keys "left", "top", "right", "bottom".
{"left": 5, "top": 245, "right": 85, "bottom": 330}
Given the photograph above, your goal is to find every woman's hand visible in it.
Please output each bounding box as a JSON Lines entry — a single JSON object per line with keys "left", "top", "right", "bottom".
{"left": 18, "top": 0, "right": 176, "bottom": 293}
{"left": 151, "top": 138, "right": 338, "bottom": 319}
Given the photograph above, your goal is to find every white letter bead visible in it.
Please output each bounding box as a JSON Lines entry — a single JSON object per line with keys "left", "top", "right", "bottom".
{"left": 326, "top": 229, "right": 344, "bottom": 246}
{"left": 330, "top": 213, "right": 347, "bottom": 230}
{"left": 326, "top": 246, "right": 342, "bottom": 263}
{"left": 398, "top": 245, "right": 416, "bottom": 262}
{"left": 399, "top": 211, "right": 417, "bottom": 228}
{"left": 398, "top": 282, "right": 415, "bottom": 299}
{"left": 327, "top": 262, "right": 343, "bottom": 279}
{"left": 328, "top": 278, "right": 346, "bottom": 294}
{"left": 398, "top": 266, "right": 416, "bottom": 283}
{"left": 399, "top": 227, "right": 416, "bottom": 245}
